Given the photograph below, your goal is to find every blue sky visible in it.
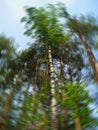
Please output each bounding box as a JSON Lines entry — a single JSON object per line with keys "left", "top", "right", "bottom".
{"left": 0, "top": 0, "right": 98, "bottom": 50}
{"left": 0, "top": 0, "right": 98, "bottom": 121}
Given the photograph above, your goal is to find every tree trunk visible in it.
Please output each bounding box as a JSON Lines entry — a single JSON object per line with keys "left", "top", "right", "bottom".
{"left": 48, "top": 47, "right": 58, "bottom": 130}
{"left": 0, "top": 84, "right": 16, "bottom": 130}
{"left": 60, "top": 55, "right": 69, "bottom": 130}
{"left": 25, "top": 120, "right": 31, "bottom": 130}
{"left": 69, "top": 18, "right": 98, "bottom": 82}
{"left": 25, "top": 61, "right": 39, "bottom": 130}
{"left": 16, "top": 82, "right": 30, "bottom": 130}
{"left": 74, "top": 108, "right": 81, "bottom": 130}
{"left": 68, "top": 60, "right": 81, "bottom": 130}
{"left": 78, "top": 32, "right": 98, "bottom": 82}
{"left": 2, "top": 86, "right": 15, "bottom": 115}
{"left": 74, "top": 116, "right": 81, "bottom": 130}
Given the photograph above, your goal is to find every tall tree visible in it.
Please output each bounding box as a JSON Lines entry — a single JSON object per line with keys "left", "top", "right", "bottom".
{"left": 57, "top": 3, "right": 98, "bottom": 82}
{"left": 67, "top": 16, "right": 98, "bottom": 82}
{"left": 0, "top": 34, "right": 19, "bottom": 129}
{"left": 21, "top": 4, "right": 68, "bottom": 129}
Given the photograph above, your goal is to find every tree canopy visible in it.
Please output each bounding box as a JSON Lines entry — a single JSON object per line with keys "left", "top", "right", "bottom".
{"left": 0, "top": 2, "right": 98, "bottom": 130}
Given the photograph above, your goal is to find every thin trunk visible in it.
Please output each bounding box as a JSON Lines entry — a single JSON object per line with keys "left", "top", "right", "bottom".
{"left": 70, "top": 18, "right": 98, "bottom": 81}
{"left": 0, "top": 84, "right": 16, "bottom": 130}
{"left": 74, "top": 108, "right": 81, "bottom": 130}
{"left": 25, "top": 61, "right": 39, "bottom": 130}
{"left": 68, "top": 61, "right": 73, "bottom": 82}
{"left": 78, "top": 32, "right": 98, "bottom": 82}
{"left": 68, "top": 62, "right": 81, "bottom": 130}
{"left": 16, "top": 82, "right": 30, "bottom": 130}
{"left": 2, "top": 86, "right": 15, "bottom": 115}
{"left": 48, "top": 47, "right": 58, "bottom": 130}
{"left": 60, "top": 55, "right": 69, "bottom": 130}
{"left": 0, "top": 89, "right": 7, "bottom": 109}
{"left": 25, "top": 120, "right": 31, "bottom": 130}
{"left": 74, "top": 116, "right": 81, "bottom": 130}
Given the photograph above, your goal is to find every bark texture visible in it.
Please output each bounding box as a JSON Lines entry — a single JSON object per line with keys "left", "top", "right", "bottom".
{"left": 78, "top": 32, "right": 98, "bottom": 82}
{"left": 48, "top": 47, "right": 58, "bottom": 130}
{"left": 60, "top": 56, "right": 69, "bottom": 130}
{"left": 74, "top": 106, "right": 81, "bottom": 130}
{"left": 16, "top": 83, "right": 30, "bottom": 130}
{"left": 74, "top": 116, "right": 81, "bottom": 130}
{"left": 0, "top": 84, "right": 16, "bottom": 130}
{"left": 25, "top": 61, "right": 38, "bottom": 130}
{"left": 70, "top": 18, "right": 98, "bottom": 82}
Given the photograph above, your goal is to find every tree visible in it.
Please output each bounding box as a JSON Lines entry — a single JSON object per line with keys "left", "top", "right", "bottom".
{"left": 64, "top": 82, "right": 97, "bottom": 130}
{"left": 21, "top": 4, "right": 68, "bottom": 130}
{"left": 1, "top": 3, "right": 98, "bottom": 130}
{"left": 67, "top": 16, "right": 98, "bottom": 82}
{"left": 0, "top": 34, "right": 19, "bottom": 129}
{"left": 56, "top": 3, "right": 98, "bottom": 82}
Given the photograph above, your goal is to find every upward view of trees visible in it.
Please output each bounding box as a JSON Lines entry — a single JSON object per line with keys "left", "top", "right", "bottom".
{"left": 0, "top": 3, "right": 98, "bottom": 130}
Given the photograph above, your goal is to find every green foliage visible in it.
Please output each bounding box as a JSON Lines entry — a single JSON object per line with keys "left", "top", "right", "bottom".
{"left": 0, "top": 34, "right": 18, "bottom": 90}
{"left": 66, "top": 15, "right": 98, "bottom": 47}
{"left": 0, "top": 2, "right": 98, "bottom": 130}
{"left": 21, "top": 4, "right": 66, "bottom": 49}
{"left": 0, "top": 34, "right": 16, "bottom": 59}
{"left": 94, "top": 41, "right": 98, "bottom": 49}
{"left": 63, "top": 82, "right": 98, "bottom": 129}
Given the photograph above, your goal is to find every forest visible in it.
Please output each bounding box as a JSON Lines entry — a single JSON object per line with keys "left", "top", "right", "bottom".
{"left": 0, "top": 2, "right": 98, "bottom": 130}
